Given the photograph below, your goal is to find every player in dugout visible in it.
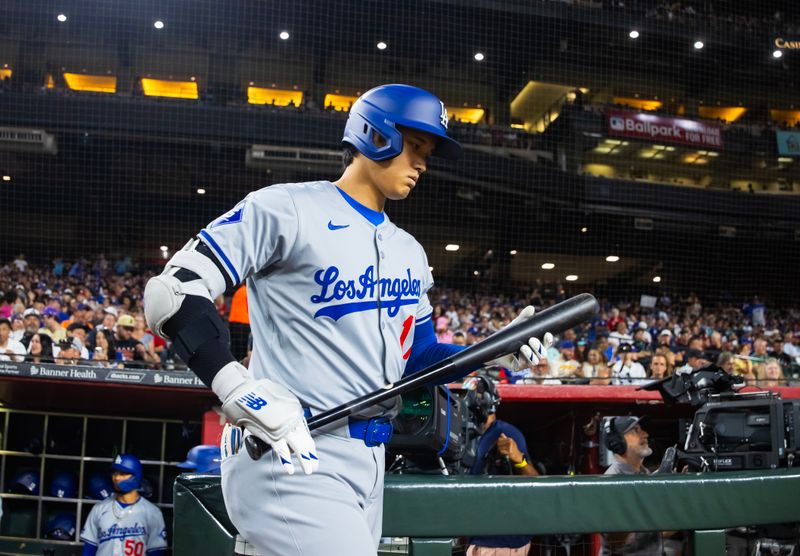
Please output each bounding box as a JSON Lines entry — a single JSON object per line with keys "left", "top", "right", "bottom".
{"left": 144, "top": 84, "right": 553, "bottom": 554}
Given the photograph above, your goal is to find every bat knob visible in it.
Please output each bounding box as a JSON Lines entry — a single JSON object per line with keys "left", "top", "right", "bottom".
{"left": 245, "top": 435, "right": 268, "bottom": 460}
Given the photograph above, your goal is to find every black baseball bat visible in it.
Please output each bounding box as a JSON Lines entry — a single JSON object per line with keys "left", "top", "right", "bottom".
{"left": 245, "top": 292, "right": 599, "bottom": 460}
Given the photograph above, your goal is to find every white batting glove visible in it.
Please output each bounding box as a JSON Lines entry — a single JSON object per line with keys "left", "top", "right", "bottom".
{"left": 220, "top": 422, "right": 242, "bottom": 461}
{"left": 212, "top": 362, "right": 318, "bottom": 475}
{"left": 488, "top": 306, "right": 554, "bottom": 371}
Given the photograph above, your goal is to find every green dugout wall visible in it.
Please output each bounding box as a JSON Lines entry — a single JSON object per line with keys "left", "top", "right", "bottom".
{"left": 173, "top": 469, "right": 800, "bottom": 555}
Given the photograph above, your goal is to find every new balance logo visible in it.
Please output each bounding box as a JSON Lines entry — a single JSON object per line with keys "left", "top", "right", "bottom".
{"left": 327, "top": 221, "right": 350, "bottom": 231}
{"left": 239, "top": 393, "right": 268, "bottom": 411}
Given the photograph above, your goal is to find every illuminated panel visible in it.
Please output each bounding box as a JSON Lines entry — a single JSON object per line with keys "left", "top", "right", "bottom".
{"left": 698, "top": 106, "right": 746, "bottom": 123}
{"left": 771, "top": 109, "right": 800, "bottom": 126}
{"left": 63, "top": 73, "right": 117, "bottom": 94}
{"left": 447, "top": 107, "right": 485, "bottom": 124}
{"left": 324, "top": 94, "right": 358, "bottom": 111}
{"left": 612, "top": 97, "right": 663, "bottom": 111}
{"left": 141, "top": 78, "right": 198, "bottom": 99}
{"left": 0, "top": 68, "right": 11, "bottom": 80}
{"left": 247, "top": 87, "right": 303, "bottom": 106}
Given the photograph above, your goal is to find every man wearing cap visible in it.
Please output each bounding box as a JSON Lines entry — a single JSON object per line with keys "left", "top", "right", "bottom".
{"left": 40, "top": 308, "right": 67, "bottom": 344}
{"left": 113, "top": 315, "right": 151, "bottom": 366}
{"left": 610, "top": 344, "right": 647, "bottom": 385}
{"left": 674, "top": 349, "right": 710, "bottom": 375}
{"left": 21, "top": 308, "right": 41, "bottom": 348}
{"left": 0, "top": 318, "right": 26, "bottom": 362}
{"left": 549, "top": 340, "right": 582, "bottom": 379}
{"left": 602, "top": 417, "right": 683, "bottom": 555}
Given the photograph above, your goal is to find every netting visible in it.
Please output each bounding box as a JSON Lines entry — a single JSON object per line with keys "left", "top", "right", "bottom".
{"left": 1, "top": 0, "right": 799, "bottom": 379}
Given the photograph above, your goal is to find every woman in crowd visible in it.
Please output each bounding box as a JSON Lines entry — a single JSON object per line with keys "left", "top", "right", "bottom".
{"left": 26, "top": 333, "right": 54, "bottom": 363}
{"left": 582, "top": 348, "right": 608, "bottom": 379}
{"left": 757, "top": 358, "right": 785, "bottom": 388}
{"left": 89, "top": 328, "right": 117, "bottom": 367}
{"left": 132, "top": 313, "right": 157, "bottom": 362}
{"left": 648, "top": 353, "right": 672, "bottom": 379}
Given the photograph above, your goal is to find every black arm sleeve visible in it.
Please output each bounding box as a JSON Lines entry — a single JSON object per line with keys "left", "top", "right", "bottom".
{"left": 161, "top": 294, "right": 236, "bottom": 388}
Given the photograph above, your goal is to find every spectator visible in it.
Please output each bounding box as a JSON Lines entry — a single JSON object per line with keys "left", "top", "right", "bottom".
{"left": 675, "top": 349, "right": 710, "bottom": 375}
{"left": 783, "top": 332, "right": 800, "bottom": 363}
{"left": 88, "top": 328, "right": 116, "bottom": 367}
{"left": 26, "top": 333, "right": 54, "bottom": 363}
{"left": 716, "top": 352, "right": 735, "bottom": 375}
{"left": 611, "top": 344, "right": 647, "bottom": 384}
{"left": 528, "top": 358, "right": 562, "bottom": 385}
{"left": 9, "top": 315, "right": 25, "bottom": 342}
{"left": 452, "top": 331, "right": 467, "bottom": 346}
{"left": 648, "top": 353, "right": 672, "bottom": 379}
{"left": 733, "top": 342, "right": 756, "bottom": 379}
{"left": 751, "top": 338, "right": 769, "bottom": 365}
{"left": 0, "top": 318, "right": 27, "bottom": 362}
{"left": 21, "top": 308, "right": 41, "bottom": 347}
{"left": 66, "top": 323, "right": 91, "bottom": 360}
{"left": 550, "top": 340, "right": 582, "bottom": 378}
{"left": 609, "top": 321, "right": 633, "bottom": 347}
{"left": 582, "top": 348, "right": 608, "bottom": 379}
{"left": 54, "top": 339, "right": 81, "bottom": 365}
{"left": 757, "top": 358, "right": 785, "bottom": 388}
{"left": 131, "top": 314, "right": 157, "bottom": 362}
{"left": 435, "top": 316, "right": 454, "bottom": 343}
{"left": 40, "top": 307, "right": 67, "bottom": 343}
{"left": 113, "top": 315, "right": 151, "bottom": 366}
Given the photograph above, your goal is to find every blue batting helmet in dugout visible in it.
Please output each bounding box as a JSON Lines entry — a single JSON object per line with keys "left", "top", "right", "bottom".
{"left": 110, "top": 453, "right": 143, "bottom": 493}
{"left": 342, "top": 84, "right": 463, "bottom": 161}
{"left": 44, "top": 511, "right": 76, "bottom": 540}
{"left": 86, "top": 472, "right": 114, "bottom": 500}
{"left": 177, "top": 445, "right": 222, "bottom": 474}
{"left": 49, "top": 470, "right": 78, "bottom": 499}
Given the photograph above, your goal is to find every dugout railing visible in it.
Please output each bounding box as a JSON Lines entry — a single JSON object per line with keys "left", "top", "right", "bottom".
{"left": 173, "top": 469, "right": 800, "bottom": 555}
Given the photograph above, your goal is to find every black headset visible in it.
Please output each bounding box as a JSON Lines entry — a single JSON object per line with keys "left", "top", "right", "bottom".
{"left": 604, "top": 417, "right": 628, "bottom": 456}
{"left": 466, "top": 374, "right": 500, "bottom": 425}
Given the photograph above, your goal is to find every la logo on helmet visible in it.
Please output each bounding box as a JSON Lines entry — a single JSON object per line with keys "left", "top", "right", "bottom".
{"left": 439, "top": 101, "right": 449, "bottom": 129}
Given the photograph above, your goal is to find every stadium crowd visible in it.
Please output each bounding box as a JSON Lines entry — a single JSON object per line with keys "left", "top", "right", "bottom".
{"left": 1, "top": 255, "right": 798, "bottom": 387}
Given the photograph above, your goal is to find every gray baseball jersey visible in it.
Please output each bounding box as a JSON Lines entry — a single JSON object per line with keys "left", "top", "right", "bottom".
{"left": 200, "top": 180, "right": 435, "bottom": 554}
{"left": 199, "top": 180, "right": 434, "bottom": 415}
{"left": 80, "top": 496, "right": 167, "bottom": 555}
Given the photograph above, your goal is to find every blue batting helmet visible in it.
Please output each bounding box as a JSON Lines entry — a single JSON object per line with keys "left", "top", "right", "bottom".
{"left": 111, "top": 454, "right": 142, "bottom": 493}
{"left": 44, "top": 511, "right": 76, "bottom": 541}
{"left": 342, "top": 84, "right": 462, "bottom": 162}
{"left": 176, "top": 445, "right": 222, "bottom": 474}
{"left": 49, "top": 471, "right": 78, "bottom": 499}
{"left": 10, "top": 469, "right": 40, "bottom": 495}
{"left": 86, "top": 472, "right": 114, "bottom": 500}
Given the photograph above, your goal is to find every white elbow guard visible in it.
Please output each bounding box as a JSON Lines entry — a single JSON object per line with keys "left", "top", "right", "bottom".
{"left": 144, "top": 238, "right": 230, "bottom": 338}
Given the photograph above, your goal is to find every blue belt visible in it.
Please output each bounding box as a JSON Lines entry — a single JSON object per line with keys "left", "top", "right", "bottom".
{"left": 302, "top": 408, "right": 392, "bottom": 447}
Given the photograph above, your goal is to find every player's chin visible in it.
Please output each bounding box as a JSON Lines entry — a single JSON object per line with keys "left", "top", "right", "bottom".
{"left": 387, "top": 185, "right": 413, "bottom": 200}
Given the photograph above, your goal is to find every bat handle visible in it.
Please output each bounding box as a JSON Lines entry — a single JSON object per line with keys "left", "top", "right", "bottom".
{"left": 245, "top": 435, "right": 270, "bottom": 460}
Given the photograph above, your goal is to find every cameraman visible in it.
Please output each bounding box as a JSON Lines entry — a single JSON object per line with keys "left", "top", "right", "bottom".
{"left": 464, "top": 374, "right": 537, "bottom": 556}
{"left": 602, "top": 417, "right": 683, "bottom": 555}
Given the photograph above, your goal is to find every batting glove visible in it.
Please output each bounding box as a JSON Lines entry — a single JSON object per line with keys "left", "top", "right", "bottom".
{"left": 212, "top": 362, "right": 318, "bottom": 475}
{"left": 488, "top": 306, "right": 554, "bottom": 371}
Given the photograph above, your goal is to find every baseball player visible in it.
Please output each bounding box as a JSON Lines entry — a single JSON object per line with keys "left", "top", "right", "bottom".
{"left": 144, "top": 83, "right": 551, "bottom": 554}
{"left": 80, "top": 454, "right": 167, "bottom": 556}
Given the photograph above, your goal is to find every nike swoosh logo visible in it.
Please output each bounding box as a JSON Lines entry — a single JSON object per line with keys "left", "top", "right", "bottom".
{"left": 327, "top": 221, "right": 350, "bottom": 230}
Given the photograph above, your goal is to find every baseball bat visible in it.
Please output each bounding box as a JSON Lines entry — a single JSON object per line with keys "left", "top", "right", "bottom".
{"left": 245, "top": 292, "right": 599, "bottom": 460}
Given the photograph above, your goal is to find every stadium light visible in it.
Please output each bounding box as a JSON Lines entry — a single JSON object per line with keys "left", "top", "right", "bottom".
{"left": 605, "top": 255, "right": 620, "bottom": 263}
{"left": 509, "top": 250, "right": 517, "bottom": 255}
{"left": 160, "top": 245, "right": 168, "bottom": 252}
{"left": 565, "top": 275, "right": 578, "bottom": 282}
{"left": 2, "top": 175, "right": 11, "bottom": 182}
{"left": 773, "top": 50, "right": 783, "bottom": 59}
{"left": 693, "top": 40, "right": 704, "bottom": 50}
{"left": 580, "top": 227, "right": 588, "bottom": 233}
{"left": 377, "top": 42, "right": 387, "bottom": 50}
{"left": 474, "top": 52, "right": 485, "bottom": 62}
{"left": 653, "top": 276, "right": 662, "bottom": 283}
{"left": 445, "top": 244, "right": 460, "bottom": 252}
{"left": 279, "top": 31, "right": 290, "bottom": 40}
{"left": 473, "top": 270, "right": 480, "bottom": 276}
{"left": 196, "top": 188, "right": 206, "bottom": 195}
{"left": 57, "top": 14, "right": 67, "bottom": 22}
{"left": 629, "top": 30, "right": 639, "bottom": 39}
{"left": 541, "top": 263, "right": 555, "bottom": 270}
{"left": 154, "top": 20, "right": 164, "bottom": 29}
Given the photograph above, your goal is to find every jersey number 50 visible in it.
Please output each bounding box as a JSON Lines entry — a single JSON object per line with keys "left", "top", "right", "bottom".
{"left": 124, "top": 539, "right": 145, "bottom": 556}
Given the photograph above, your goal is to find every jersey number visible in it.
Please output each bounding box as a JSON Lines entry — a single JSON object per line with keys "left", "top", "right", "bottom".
{"left": 124, "top": 539, "right": 144, "bottom": 556}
